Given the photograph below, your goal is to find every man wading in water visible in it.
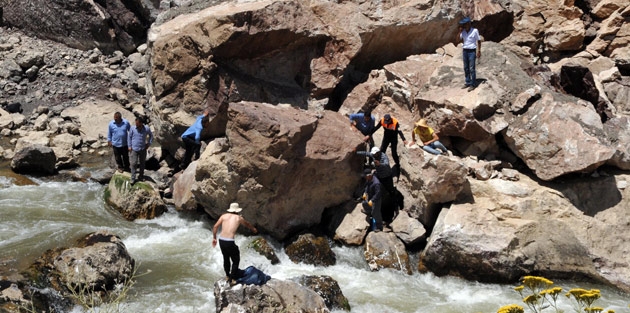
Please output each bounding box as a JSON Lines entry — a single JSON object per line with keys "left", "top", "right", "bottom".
{"left": 212, "top": 203, "right": 258, "bottom": 282}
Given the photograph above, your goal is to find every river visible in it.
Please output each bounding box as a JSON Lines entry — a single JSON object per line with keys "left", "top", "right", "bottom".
{"left": 0, "top": 172, "right": 628, "bottom": 313}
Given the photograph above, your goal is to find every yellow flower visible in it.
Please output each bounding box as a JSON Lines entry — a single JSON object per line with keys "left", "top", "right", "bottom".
{"left": 522, "top": 276, "right": 553, "bottom": 289}
{"left": 585, "top": 307, "right": 604, "bottom": 313}
{"left": 514, "top": 286, "right": 524, "bottom": 292}
{"left": 606, "top": 310, "right": 615, "bottom": 313}
{"left": 567, "top": 288, "right": 589, "bottom": 298}
{"left": 523, "top": 294, "right": 539, "bottom": 304}
{"left": 497, "top": 304, "right": 524, "bottom": 313}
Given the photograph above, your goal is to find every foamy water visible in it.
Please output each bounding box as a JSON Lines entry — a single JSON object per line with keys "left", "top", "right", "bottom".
{"left": 1, "top": 180, "right": 628, "bottom": 312}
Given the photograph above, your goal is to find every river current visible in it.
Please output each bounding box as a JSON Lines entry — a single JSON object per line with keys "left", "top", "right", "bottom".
{"left": 0, "top": 173, "right": 628, "bottom": 313}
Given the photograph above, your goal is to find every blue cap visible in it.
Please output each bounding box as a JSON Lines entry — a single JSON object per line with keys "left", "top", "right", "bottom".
{"left": 459, "top": 17, "right": 471, "bottom": 25}
{"left": 384, "top": 114, "right": 391, "bottom": 121}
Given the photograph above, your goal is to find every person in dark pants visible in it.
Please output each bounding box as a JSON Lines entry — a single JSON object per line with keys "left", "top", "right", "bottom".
{"left": 107, "top": 112, "right": 130, "bottom": 172}
{"left": 357, "top": 146, "right": 396, "bottom": 197}
{"left": 127, "top": 116, "right": 153, "bottom": 184}
{"left": 457, "top": 17, "right": 481, "bottom": 91}
{"left": 361, "top": 168, "right": 383, "bottom": 232}
{"left": 180, "top": 110, "right": 210, "bottom": 170}
{"left": 349, "top": 109, "right": 376, "bottom": 148}
{"left": 212, "top": 203, "right": 258, "bottom": 282}
{"left": 371, "top": 114, "right": 407, "bottom": 166}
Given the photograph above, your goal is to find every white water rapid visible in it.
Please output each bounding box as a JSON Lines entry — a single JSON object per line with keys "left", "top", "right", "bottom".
{"left": 1, "top": 178, "right": 628, "bottom": 313}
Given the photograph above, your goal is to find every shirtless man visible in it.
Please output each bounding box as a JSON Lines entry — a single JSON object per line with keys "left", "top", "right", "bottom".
{"left": 212, "top": 203, "right": 258, "bottom": 281}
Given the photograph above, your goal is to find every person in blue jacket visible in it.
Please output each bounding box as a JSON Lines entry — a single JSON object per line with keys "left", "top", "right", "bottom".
{"left": 349, "top": 109, "right": 376, "bottom": 148}
{"left": 107, "top": 112, "right": 131, "bottom": 173}
{"left": 180, "top": 110, "right": 210, "bottom": 170}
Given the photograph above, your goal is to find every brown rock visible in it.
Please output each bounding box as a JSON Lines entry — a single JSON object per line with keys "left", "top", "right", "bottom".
{"left": 504, "top": 93, "right": 615, "bottom": 181}
{"left": 193, "top": 102, "right": 364, "bottom": 240}
{"left": 172, "top": 161, "right": 199, "bottom": 211}
{"left": 251, "top": 237, "right": 280, "bottom": 265}
{"left": 285, "top": 233, "right": 336, "bottom": 267}
{"left": 422, "top": 173, "right": 630, "bottom": 291}
{"left": 363, "top": 231, "right": 412, "bottom": 274}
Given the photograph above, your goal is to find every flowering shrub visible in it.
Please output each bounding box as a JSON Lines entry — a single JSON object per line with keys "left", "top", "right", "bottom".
{"left": 498, "top": 276, "right": 617, "bottom": 313}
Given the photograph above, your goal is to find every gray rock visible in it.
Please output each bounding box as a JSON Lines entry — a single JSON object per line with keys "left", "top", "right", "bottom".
{"left": 10, "top": 144, "right": 56, "bottom": 175}
{"left": 214, "top": 278, "right": 329, "bottom": 313}
{"left": 16, "top": 51, "right": 45, "bottom": 69}
{"left": 0, "top": 59, "right": 22, "bottom": 79}
{"left": 128, "top": 52, "right": 149, "bottom": 73}
{"left": 292, "top": 275, "right": 350, "bottom": 311}
{"left": 104, "top": 173, "right": 167, "bottom": 220}
{"left": 53, "top": 231, "right": 135, "bottom": 291}
{"left": 333, "top": 203, "right": 370, "bottom": 246}
{"left": 389, "top": 211, "right": 426, "bottom": 246}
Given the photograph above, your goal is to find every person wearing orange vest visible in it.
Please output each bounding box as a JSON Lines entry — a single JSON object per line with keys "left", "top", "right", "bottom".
{"left": 371, "top": 114, "right": 407, "bottom": 166}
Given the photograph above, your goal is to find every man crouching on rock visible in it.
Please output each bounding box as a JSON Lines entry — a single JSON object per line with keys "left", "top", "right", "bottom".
{"left": 212, "top": 203, "right": 258, "bottom": 282}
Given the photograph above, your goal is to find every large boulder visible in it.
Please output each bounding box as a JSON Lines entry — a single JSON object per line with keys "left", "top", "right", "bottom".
{"left": 421, "top": 173, "right": 630, "bottom": 292}
{"left": 503, "top": 0, "right": 585, "bottom": 57}
{"left": 214, "top": 278, "right": 329, "bottom": 313}
{"left": 10, "top": 144, "right": 56, "bottom": 175}
{"left": 50, "top": 133, "right": 82, "bottom": 170}
{"left": 52, "top": 232, "right": 135, "bottom": 291}
{"left": 291, "top": 275, "right": 350, "bottom": 311}
{"left": 61, "top": 100, "right": 135, "bottom": 148}
{"left": 503, "top": 92, "right": 615, "bottom": 181}
{"left": 364, "top": 231, "right": 412, "bottom": 274}
{"left": 23, "top": 231, "right": 134, "bottom": 311}
{"left": 0, "top": 0, "right": 155, "bottom": 54}
{"left": 104, "top": 173, "right": 167, "bottom": 220}
{"left": 333, "top": 203, "right": 370, "bottom": 246}
{"left": 192, "top": 102, "right": 364, "bottom": 240}
{"left": 389, "top": 211, "right": 427, "bottom": 246}
{"left": 146, "top": 0, "right": 496, "bottom": 153}
{"left": 172, "top": 161, "right": 199, "bottom": 211}
{"left": 604, "top": 116, "right": 630, "bottom": 170}
{"left": 285, "top": 233, "right": 336, "bottom": 267}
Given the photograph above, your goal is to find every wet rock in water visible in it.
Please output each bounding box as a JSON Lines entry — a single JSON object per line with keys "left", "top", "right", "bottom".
{"left": 364, "top": 231, "right": 412, "bottom": 275}
{"left": 291, "top": 275, "right": 351, "bottom": 311}
{"left": 21, "top": 231, "right": 135, "bottom": 312}
{"left": 284, "top": 233, "right": 336, "bottom": 267}
{"left": 214, "top": 278, "right": 329, "bottom": 313}
{"left": 250, "top": 237, "right": 280, "bottom": 265}
{"left": 10, "top": 144, "right": 56, "bottom": 175}
{"left": 104, "top": 173, "right": 167, "bottom": 220}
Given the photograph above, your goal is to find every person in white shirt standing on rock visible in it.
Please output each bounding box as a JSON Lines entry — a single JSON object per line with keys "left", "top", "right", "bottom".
{"left": 457, "top": 17, "right": 481, "bottom": 91}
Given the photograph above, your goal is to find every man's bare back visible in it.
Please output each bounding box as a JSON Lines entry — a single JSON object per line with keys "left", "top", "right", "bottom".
{"left": 212, "top": 213, "right": 257, "bottom": 247}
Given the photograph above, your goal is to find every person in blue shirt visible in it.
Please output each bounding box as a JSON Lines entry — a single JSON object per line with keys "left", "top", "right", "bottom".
{"left": 180, "top": 110, "right": 210, "bottom": 170}
{"left": 107, "top": 112, "right": 131, "bottom": 173}
{"left": 349, "top": 110, "right": 376, "bottom": 148}
{"left": 127, "top": 116, "right": 153, "bottom": 184}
